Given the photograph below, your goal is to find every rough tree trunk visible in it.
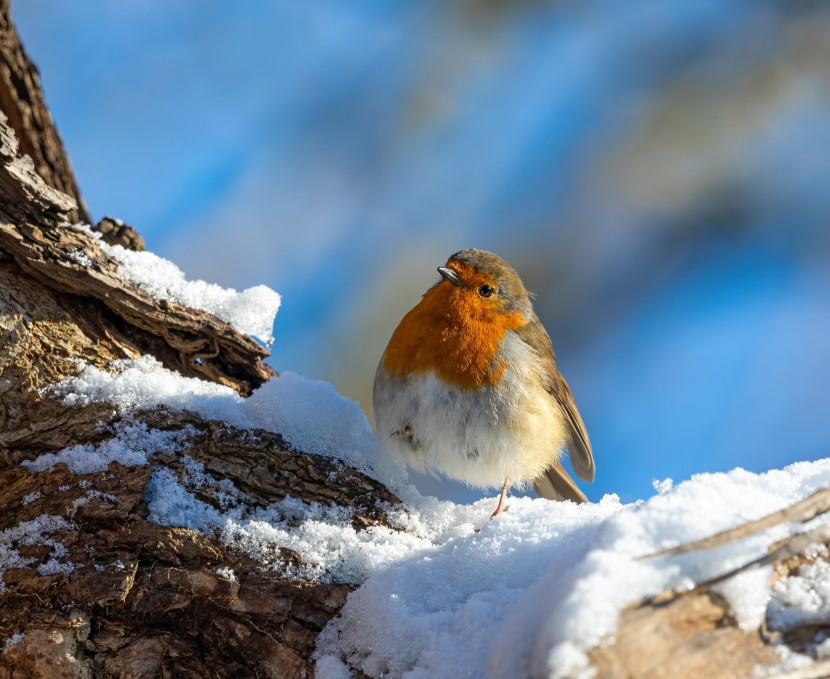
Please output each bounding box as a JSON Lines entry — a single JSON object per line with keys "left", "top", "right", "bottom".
{"left": 0, "top": 6, "right": 398, "bottom": 677}
{"left": 0, "top": 0, "right": 87, "bottom": 224}
{"left": 0, "top": 100, "right": 400, "bottom": 676}
{"left": 1, "top": 5, "right": 828, "bottom": 679}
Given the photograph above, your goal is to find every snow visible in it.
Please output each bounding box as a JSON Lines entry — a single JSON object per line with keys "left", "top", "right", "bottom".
{"left": 32, "top": 351, "right": 830, "bottom": 678}
{"left": 3, "top": 633, "right": 24, "bottom": 649}
{"left": 215, "top": 566, "right": 238, "bottom": 582}
{"left": 22, "top": 421, "right": 192, "bottom": 474}
{"left": 768, "top": 548, "right": 830, "bottom": 632}
{"left": 314, "top": 656, "right": 352, "bottom": 679}
{"left": 318, "top": 496, "right": 622, "bottom": 678}
{"left": 319, "top": 462, "right": 830, "bottom": 679}
{"left": 28, "top": 344, "right": 830, "bottom": 676}
{"left": 0, "top": 516, "right": 75, "bottom": 594}
{"left": 67, "top": 248, "right": 92, "bottom": 267}
{"left": 20, "top": 249, "right": 830, "bottom": 677}
{"left": 71, "top": 224, "right": 281, "bottom": 345}
{"left": 47, "top": 356, "right": 409, "bottom": 491}
{"left": 145, "top": 466, "right": 432, "bottom": 583}
{"left": 37, "top": 559, "right": 75, "bottom": 577}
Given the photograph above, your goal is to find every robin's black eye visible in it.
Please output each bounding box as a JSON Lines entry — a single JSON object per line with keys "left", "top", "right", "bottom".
{"left": 478, "top": 285, "right": 495, "bottom": 298}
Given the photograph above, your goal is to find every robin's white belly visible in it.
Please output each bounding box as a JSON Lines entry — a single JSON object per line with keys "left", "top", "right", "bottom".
{"left": 373, "top": 337, "right": 567, "bottom": 489}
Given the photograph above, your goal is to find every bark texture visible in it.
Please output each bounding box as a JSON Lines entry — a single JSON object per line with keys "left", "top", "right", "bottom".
{"left": 0, "top": 107, "right": 400, "bottom": 674}
{"left": 0, "top": 0, "right": 88, "bottom": 223}
{"left": 0, "top": 15, "right": 400, "bottom": 674}
{"left": 589, "top": 591, "right": 780, "bottom": 679}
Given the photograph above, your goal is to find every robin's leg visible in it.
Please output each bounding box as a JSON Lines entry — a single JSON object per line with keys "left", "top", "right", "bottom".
{"left": 491, "top": 478, "right": 510, "bottom": 518}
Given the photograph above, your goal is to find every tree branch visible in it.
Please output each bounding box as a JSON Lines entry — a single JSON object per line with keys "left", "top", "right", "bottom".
{"left": 0, "top": 0, "right": 89, "bottom": 223}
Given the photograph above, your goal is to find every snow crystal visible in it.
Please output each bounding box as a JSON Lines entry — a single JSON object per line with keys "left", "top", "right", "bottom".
{"left": 37, "top": 559, "right": 75, "bottom": 577}
{"left": 72, "top": 490, "right": 118, "bottom": 513}
{"left": 215, "top": 566, "right": 237, "bottom": 582}
{"left": 3, "top": 634, "right": 24, "bottom": 649}
{"left": 769, "top": 557, "right": 830, "bottom": 631}
{"left": 22, "top": 421, "right": 191, "bottom": 474}
{"left": 755, "top": 647, "right": 817, "bottom": 676}
{"left": 66, "top": 248, "right": 92, "bottom": 267}
{"left": 315, "top": 656, "right": 352, "bottom": 679}
{"left": 717, "top": 566, "right": 774, "bottom": 631}
{"left": 71, "top": 224, "right": 281, "bottom": 344}
{"left": 20, "top": 492, "right": 42, "bottom": 505}
{"left": 0, "top": 515, "right": 75, "bottom": 594}
{"left": 180, "top": 456, "right": 245, "bottom": 510}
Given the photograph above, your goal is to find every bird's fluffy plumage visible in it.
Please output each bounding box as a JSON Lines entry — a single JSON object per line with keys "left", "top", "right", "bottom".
{"left": 373, "top": 248, "right": 594, "bottom": 504}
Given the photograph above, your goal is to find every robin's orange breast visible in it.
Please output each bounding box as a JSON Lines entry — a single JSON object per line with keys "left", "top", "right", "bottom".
{"left": 382, "top": 280, "right": 526, "bottom": 390}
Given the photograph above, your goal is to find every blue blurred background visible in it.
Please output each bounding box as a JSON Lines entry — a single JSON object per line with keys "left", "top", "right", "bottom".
{"left": 13, "top": 1, "right": 830, "bottom": 504}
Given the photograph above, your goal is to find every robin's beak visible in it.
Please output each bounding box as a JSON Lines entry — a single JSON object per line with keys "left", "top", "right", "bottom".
{"left": 437, "top": 267, "right": 462, "bottom": 287}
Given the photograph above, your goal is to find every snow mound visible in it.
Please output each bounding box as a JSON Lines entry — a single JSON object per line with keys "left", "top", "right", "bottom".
{"left": 71, "top": 224, "right": 281, "bottom": 344}
{"left": 316, "top": 461, "right": 830, "bottom": 678}
{"left": 35, "top": 352, "right": 830, "bottom": 677}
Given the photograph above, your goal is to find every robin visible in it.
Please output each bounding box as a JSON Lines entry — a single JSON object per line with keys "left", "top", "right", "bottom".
{"left": 373, "top": 248, "right": 594, "bottom": 517}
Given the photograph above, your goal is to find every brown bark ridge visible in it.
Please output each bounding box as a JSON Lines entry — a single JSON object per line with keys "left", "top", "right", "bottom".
{"left": 0, "top": 0, "right": 89, "bottom": 224}
{"left": 0, "top": 109, "right": 273, "bottom": 400}
{"left": 93, "top": 216, "right": 146, "bottom": 252}
{"left": 589, "top": 590, "right": 781, "bottom": 679}
{"left": 0, "top": 70, "right": 400, "bottom": 677}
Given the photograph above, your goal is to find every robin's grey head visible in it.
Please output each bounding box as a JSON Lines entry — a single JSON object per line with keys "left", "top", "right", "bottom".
{"left": 436, "top": 248, "right": 533, "bottom": 316}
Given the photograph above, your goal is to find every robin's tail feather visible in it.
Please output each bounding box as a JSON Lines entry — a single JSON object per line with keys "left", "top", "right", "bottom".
{"left": 533, "top": 461, "right": 588, "bottom": 504}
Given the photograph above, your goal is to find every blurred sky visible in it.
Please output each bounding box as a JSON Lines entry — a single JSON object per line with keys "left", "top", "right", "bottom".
{"left": 13, "top": 0, "right": 830, "bottom": 504}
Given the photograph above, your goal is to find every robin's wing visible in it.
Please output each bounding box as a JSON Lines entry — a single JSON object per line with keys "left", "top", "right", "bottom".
{"left": 514, "top": 315, "right": 595, "bottom": 483}
{"left": 533, "top": 461, "right": 588, "bottom": 503}
{"left": 555, "top": 376, "right": 595, "bottom": 482}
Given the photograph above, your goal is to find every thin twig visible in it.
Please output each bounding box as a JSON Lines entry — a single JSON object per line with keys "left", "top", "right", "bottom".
{"left": 640, "top": 486, "right": 830, "bottom": 560}
{"left": 642, "top": 522, "right": 830, "bottom": 606}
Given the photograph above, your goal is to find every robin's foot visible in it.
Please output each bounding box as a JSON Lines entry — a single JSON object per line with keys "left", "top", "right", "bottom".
{"left": 490, "top": 478, "right": 510, "bottom": 519}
